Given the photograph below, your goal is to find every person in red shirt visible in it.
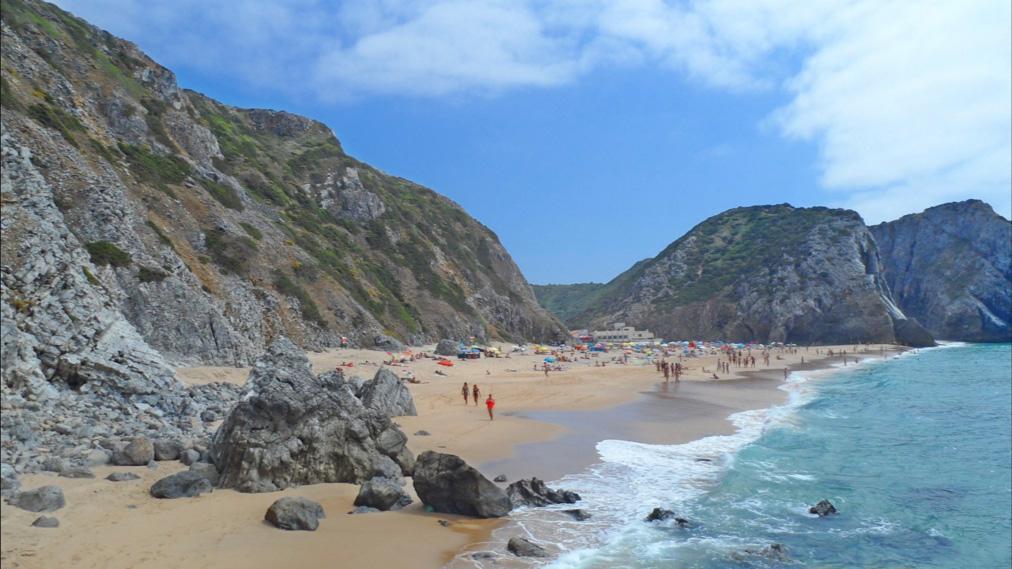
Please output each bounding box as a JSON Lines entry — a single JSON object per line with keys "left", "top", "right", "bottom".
{"left": 485, "top": 394, "right": 495, "bottom": 421}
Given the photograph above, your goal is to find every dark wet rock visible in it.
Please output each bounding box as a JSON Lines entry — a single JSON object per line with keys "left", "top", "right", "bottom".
{"left": 150, "top": 471, "right": 213, "bottom": 499}
{"left": 412, "top": 451, "right": 512, "bottom": 518}
{"left": 188, "top": 462, "right": 220, "bottom": 486}
{"left": 694, "top": 458, "right": 712, "bottom": 463}
{"left": 471, "top": 551, "right": 496, "bottom": 560}
{"left": 493, "top": 474, "right": 508, "bottom": 482}
{"left": 265, "top": 497, "right": 325, "bottom": 531}
{"left": 354, "top": 477, "right": 412, "bottom": 511}
{"left": 564, "top": 508, "right": 592, "bottom": 521}
{"left": 437, "top": 519, "right": 451, "bottom": 527}
{"left": 59, "top": 466, "right": 95, "bottom": 479}
{"left": 210, "top": 340, "right": 414, "bottom": 493}
{"left": 179, "top": 449, "right": 200, "bottom": 466}
{"left": 414, "top": 430, "right": 431, "bottom": 437}
{"left": 9, "top": 486, "right": 65, "bottom": 512}
{"left": 507, "top": 537, "right": 549, "bottom": 558}
{"left": 732, "top": 543, "right": 789, "bottom": 562}
{"left": 435, "top": 339, "right": 458, "bottom": 356}
{"left": 106, "top": 472, "right": 141, "bottom": 482}
{"left": 506, "top": 478, "right": 580, "bottom": 508}
{"left": 359, "top": 368, "right": 417, "bottom": 417}
{"left": 809, "top": 499, "right": 838, "bottom": 517}
{"left": 645, "top": 508, "right": 674, "bottom": 522}
{"left": 112, "top": 438, "right": 155, "bottom": 466}
{"left": 31, "top": 515, "right": 60, "bottom": 528}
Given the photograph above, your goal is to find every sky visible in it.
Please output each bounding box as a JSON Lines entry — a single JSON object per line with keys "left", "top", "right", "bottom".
{"left": 53, "top": 0, "right": 1012, "bottom": 284}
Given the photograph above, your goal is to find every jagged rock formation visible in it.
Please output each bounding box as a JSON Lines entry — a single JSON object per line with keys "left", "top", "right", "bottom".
{"left": 871, "top": 200, "right": 1011, "bottom": 342}
{"left": 209, "top": 339, "right": 415, "bottom": 493}
{"left": 546, "top": 205, "right": 933, "bottom": 346}
{"left": 1, "top": 0, "right": 564, "bottom": 375}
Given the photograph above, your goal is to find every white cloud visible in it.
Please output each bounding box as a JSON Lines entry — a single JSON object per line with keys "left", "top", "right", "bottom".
{"left": 52, "top": 0, "right": 1011, "bottom": 221}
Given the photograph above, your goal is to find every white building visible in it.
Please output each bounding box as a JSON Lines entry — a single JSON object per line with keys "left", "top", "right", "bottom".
{"left": 591, "top": 323, "right": 655, "bottom": 342}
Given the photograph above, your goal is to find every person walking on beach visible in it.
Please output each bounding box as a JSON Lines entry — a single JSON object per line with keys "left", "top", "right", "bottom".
{"left": 461, "top": 382, "right": 469, "bottom": 405}
{"left": 486, "top": 394, "right": 495, "bottom": 421}
{"left": 472, "top": 384, "right": 481, "bottom": 406}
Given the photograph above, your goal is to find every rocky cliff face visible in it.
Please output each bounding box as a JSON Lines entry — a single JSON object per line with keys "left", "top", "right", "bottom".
{"left": 0, "top": 0, "right": 563, "bottom": 375}
{"left": 559, "top": 205, "right": 933, "bottom": 346}
{"left": 871, "top": 200, "right": 1011, "bottom": 342}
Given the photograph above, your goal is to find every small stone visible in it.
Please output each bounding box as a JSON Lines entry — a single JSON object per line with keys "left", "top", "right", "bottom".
{"left": 414, "top": 430, "right": 431, "bottom": 436}
{"left": 564, "top": 508, "right": 591, "bottom": 521}
{"left": 59, "top": 466, "right": 95, "bottom": 479}
{"left": 438, "top": 519, "right": 450, "bottom": 527}
{"left": 31, "top": 516, "right": 59, "bottom": 528}
{"left": 112, "top": 438, "right": 154, "bottom": 466}
{"left": 106, "top": 472, "right": 141, "bottom": 482}
{"left": 493, "top": 474, "right": 508, "bottom": 482}
{"left": 347, "top": 506, "right": 380, "bottom": 514}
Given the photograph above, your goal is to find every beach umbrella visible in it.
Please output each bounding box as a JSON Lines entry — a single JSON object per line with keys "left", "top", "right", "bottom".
{"left": 544, "top": 356, "right": 556, "bottom": 363}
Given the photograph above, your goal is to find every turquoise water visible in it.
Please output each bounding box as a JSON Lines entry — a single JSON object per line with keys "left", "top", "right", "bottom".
{"left": 493, "top": 344, "right": 1011, "bottom": 568}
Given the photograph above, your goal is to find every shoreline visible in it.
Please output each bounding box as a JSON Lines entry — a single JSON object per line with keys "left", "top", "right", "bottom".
{"left": 0, "top": 344, "right": 904, "bottom": 569}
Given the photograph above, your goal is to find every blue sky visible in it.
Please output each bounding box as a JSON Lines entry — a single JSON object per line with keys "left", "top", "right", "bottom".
{"left": 54, "top": 0, "right": 1012, "bottom": 284}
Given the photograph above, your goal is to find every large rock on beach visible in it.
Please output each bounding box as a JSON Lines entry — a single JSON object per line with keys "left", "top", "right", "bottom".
{"left": 113, "top": 438, "right": 155, "bottom": 466}
{"left": 412, "top": 451, "right": 512, "bottom": 518}
{"left": 354, "top": 477, "right": 413, "bottom": 511}
{"left": 507, "top": 537, "right": 550, "bottom": 558}
{"left": 359, "top": 368, "right": 417, "bottom": 417}
{"left": 9, "top": 486, "right": 65, "bottom": 512}
{"left": 435, "top": 339, "right": 458, "bottom": 356}
{"left": 150, "top": 471, "right": 213, "bottom": 499}
{"left": 210, "top": 339, "right": 414, "bottom": 493}
{"left": 265, "top": 497, "right": 325, "bottom": 531}
{"left": 506, "top": 478, "right": 580, "bottom": 508}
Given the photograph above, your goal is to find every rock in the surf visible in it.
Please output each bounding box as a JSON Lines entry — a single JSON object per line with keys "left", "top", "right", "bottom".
{"left": 493, "top": 474, "right": 508, "bottom": 482}
{"left": 354, "top": 477, "right": 413, "bottom": 511}
{"left": 412, "top": 451, "right": 512, "bottom": 518}
{"left": 265, "top": 497, "right": 325, "bottom": 531}
{"left": 645, "top": 507, "right": 690, "bottom": 527}
{"left": 507, "top": 536, "right": 550, "bottom": 558}
{"left": 809, "top": 499, "right": 838, "bottom": 517}
{"left": 9, "top": 485, "right": 65, "bottom": 512}
{"left": 149, "top": 471, "right": 212, "bottom": 499}
{"left": 506, "top": 478, "right": 580, "bottom": 507}
{"left": 564, "top": 508, "right": 592, "bottom": 521}
{"left": 209, "top": 339, "right": 414, "bottom": 492}
{"left": 732, "top": 543, "right": 790, "bottom": 562}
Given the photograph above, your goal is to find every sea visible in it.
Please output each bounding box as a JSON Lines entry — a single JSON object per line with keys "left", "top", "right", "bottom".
{"left": 462, "top": 343, "right": 1012, "bottom": 568}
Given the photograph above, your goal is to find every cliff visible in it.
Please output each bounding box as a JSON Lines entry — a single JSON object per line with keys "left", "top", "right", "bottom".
{"left": 871, "top": 200, "right": 1011, "bottom": 342}
{"left": 0, "top": 0, "right": 564, "bottom": 376}
{"left": 553, "top": 205, "right": 934, "bottom": 346}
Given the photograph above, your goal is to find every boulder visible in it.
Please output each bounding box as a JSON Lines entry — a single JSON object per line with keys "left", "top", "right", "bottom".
{"left": 9, "top": 486, "right": 65, "bottom": 512}
{"left": 210, "top": 339, "right": 414, "bottom": 493}
{"left": 179, "top": 449, "right": 200, "bottom": 466}
{"left": 112, "top": 438, "right": 154, "bottom": 466}
{"left": 412, "top": 451, "right": 511, "bottom": 518}
{"left": 493, "top": 474, "right": 508, "bottom": 483}
{"left": 31, "top": 516, "right": 60, "bottom": 528}
{"left": 564, "top": 508, "right": 592, "bottom": 521}
{"left": 106, "top": 472, "right": 141, "bottom": 482}
{"left": 507, "top": 537, "right": 549, "bottom": 558}
{"left": 41, "top": 457, "right": 66, "bottom": 473}
{"left": 506, "top": 478, "right": 580, "bottom": 508}
{"left": 265, "top": 497, "right": 325, "bottom": 531}
{"left": 153, "top": 439, "right": 182, "bottom": 461}
{"left": 188, "top": 462, "right": 220, "bottom": 486}
{"left": 354, "top": 477, "right": 412, "bottom": 511}
{"left": 809, "top": 499, "right": 838, "bottom": 517}
{"left": 372, "top": 334, "right": 404, "bottom": 352}
{"left": 86, "top": 449, "right": 111, "bottom": 466}
{"left": 359, "top": 368, "right": 417, "bottom": 417}
{"left": 150, "top": 471, "right": 213, "bottom": 499}
{"left": 434, "top": 339, "right": 458, "bottom": 356}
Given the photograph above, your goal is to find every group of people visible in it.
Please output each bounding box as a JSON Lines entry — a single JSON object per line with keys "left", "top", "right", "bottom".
{"left": 656, "top": 360, "right": 682, "bottom": 382}
{"left": 461, "top": 382, "right": 495, "bottom": 420}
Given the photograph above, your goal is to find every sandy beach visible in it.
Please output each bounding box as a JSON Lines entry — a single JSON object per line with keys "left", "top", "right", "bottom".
{"left": 1, "top": 343, "right": 899, "bottom": 569}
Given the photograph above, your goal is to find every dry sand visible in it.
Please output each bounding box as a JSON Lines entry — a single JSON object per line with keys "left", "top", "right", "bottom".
{"left": 1, "top": 343, "right": 897, "bottom": 568}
